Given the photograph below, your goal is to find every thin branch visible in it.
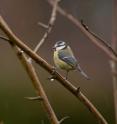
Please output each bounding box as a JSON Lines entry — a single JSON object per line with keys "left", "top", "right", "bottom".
{"left": 0, "top": 15, "right": 108, "bottom": 124}
{"left": 81, "top": 20, "right": 117, "bottom": 59}
{"left": 110, "top": 1, "right": 117, "bottom": 123}
{"left": 110, "top": 61, "right": 117, "bottom": 124}
{"left": 16, "top": 48, "right": 59, "bottom": 124}
{"left": 46, "top": 0, "right": 117, "bottom": 62}
{"left": 33, "top": 0, "right": 59, "bottom": 54}
{"left": 28, "top": 0, "right": 59, "bottom": 63}
{"left": 0, "top": 36, "right": 59, "bottom": 124}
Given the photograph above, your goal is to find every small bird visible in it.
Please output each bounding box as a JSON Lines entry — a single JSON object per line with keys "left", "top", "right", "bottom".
{"left": 53, "top": 41, "right": 89, "bottom": 80}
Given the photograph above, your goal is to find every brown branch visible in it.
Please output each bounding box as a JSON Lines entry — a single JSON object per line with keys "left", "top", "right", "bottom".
{"left": 0, "top": 15, "right": 108, "bottom": 124}
{"left": 110, "top": 60, "right": 117, "bottom": 124}
{"left": 46, "top": 0, "right": 117, "bottom": 62}
{"left": 33, "top": 0, "right": 59, "bottom": 53}
{"left": 81, "top": 20, "right": 117, "bottom": 59}
{"left": 28, "top": 0, "right": 59, "bottom": 63}
{"left": 0, "top": 36, "right": 59, "bottom": 124}
{"left": 16, "top": 50, "right": 59, "bottom": 124}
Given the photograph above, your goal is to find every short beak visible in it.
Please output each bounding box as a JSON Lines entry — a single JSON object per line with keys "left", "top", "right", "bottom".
{"left": 52, "top": 46, "right": 56, "bottom": 50}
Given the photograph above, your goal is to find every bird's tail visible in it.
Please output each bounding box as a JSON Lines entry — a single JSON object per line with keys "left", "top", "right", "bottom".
{"left": 77, "top": 64, "right": 90, "bottom": 80}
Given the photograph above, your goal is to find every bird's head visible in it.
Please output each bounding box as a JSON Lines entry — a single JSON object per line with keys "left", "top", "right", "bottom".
{"left": 53, "top": 41, "right": 67, "bottom": 51}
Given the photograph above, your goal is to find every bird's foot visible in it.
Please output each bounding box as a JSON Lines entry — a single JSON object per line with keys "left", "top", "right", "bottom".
{"left": 48, "top": 66, "right": 57, "bottom": 82}
{"left": 65, "top": 76, "right": 68, "bottom": 80}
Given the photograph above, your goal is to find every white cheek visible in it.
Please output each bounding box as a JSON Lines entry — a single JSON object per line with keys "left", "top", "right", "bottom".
{"left": 56, "top": 46, "right": 65, "bottom": 50}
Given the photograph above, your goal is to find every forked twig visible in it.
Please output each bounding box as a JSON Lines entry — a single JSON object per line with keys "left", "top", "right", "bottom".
{"left": 33, "top": 0, "right": 59, "bottom": 53}
{"left": 0, "top": 15, "right": 108, "bottom": 124}
{"left": 28, "top": 0, "right": 59, "bottom": 63}
{"left": 46, "top": 0, "right": 117, "bottom": 62}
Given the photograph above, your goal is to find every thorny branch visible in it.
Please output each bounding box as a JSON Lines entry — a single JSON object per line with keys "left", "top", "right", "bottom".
{"left": 46, "top": 0, "right": 117, "bottom": 62}
{"left": 0, "top": 15, "right": 108, "bottom": 124}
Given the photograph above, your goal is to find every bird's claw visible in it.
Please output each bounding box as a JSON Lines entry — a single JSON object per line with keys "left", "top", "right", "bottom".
{"left": 47, "top": 66, "right": 57, "bottom": 81}
{"left": 51, "top": 66, "right": 56, "bottom": 75}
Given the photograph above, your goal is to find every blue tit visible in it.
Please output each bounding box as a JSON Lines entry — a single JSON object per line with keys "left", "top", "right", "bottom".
{"left": 53, "top": 41, "right": 89, "bottom": 80}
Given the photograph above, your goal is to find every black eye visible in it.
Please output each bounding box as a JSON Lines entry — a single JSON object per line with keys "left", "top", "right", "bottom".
{"left": 59, "top": 42, "right": 65, "bottom": 46}
{"left": 58, "top": 44, "right": 64, "bottom": 46}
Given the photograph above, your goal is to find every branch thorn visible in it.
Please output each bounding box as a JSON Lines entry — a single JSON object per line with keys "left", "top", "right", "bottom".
{"left": 76, "top": 87, "right": 80, "bottom": 94}
{"left": 38, "top": 22, "right": 48, "bottom": 29}
{"left": 24, "top": 96, "right": 43, "bottom": 101}
{"left": 48, "top": 67, "right": 57, "bottom": 81}
{"left": 80, "top": 19, "right": 89, "bottom": 31}
{"left": 59, "top": 116, "right": 70, "bottom": 124}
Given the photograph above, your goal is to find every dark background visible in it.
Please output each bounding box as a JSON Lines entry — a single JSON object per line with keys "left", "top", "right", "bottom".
{"left": 0, "top": 0, "right": 114, "bottom": 124}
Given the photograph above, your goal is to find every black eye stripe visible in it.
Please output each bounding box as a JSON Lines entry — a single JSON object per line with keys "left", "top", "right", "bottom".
{"left": 58, "top": 44, "right": 65, "bottom": 47}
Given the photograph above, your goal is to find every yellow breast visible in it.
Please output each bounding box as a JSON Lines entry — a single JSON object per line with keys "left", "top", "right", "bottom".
{"left": 54, "top": 51, "right": 73, "bottom": 71}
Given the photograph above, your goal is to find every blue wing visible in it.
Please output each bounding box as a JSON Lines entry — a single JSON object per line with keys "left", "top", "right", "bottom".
{"left": 58, "top": 48, "right": 90, "bottom": 79}
{"left": 58, "top": 51, "right": 77, "bottom": 68}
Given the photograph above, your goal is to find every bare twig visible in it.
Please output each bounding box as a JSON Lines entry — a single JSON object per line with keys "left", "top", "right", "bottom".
{"left": 0, "top": 15, "right": 108, "bottom": 124}
{"left": 33, "top": 0, "right": 59, "bottom": 54}
{"left": 81, "top": 20, "right": 117, "bottom": 59}
{"left": 46, "top": 0, "right": 117, "bottom": 62}
{"left": 28, "top": 0, "right": 59, "bottom": 63}
{"left": 0, "top": 36, "right": 59, "bottom": 124}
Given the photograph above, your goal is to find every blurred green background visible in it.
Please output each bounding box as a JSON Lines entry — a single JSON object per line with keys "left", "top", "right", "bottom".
{"left": 0, "top": 0, "right": 114, "bottom": 123}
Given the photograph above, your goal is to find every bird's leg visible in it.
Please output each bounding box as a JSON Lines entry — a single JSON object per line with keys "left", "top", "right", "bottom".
{"left": 48, "top": 66, "right": 57, "bottom": 81}
{"left": 65, "top": 70, "right": 69, "bottom": 80}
